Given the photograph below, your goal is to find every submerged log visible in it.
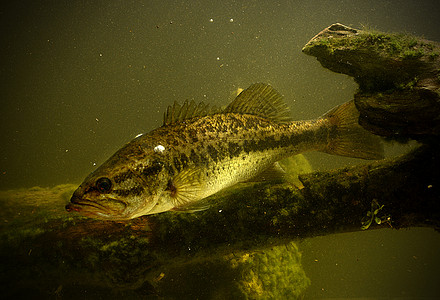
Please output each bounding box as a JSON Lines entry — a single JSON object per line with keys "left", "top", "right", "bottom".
{"left": 302, "top": 23, "right": 440, "bottom": 140}
{"left": 1, "top": 24, "right": 440, "bottom": 298}
{"left": 1, "top": 144, "right": 439, "bottom": 298}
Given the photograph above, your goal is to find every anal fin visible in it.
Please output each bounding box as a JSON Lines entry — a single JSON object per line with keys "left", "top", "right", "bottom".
{"left": 246, "top": 162, "right": 287, "bottom": 183}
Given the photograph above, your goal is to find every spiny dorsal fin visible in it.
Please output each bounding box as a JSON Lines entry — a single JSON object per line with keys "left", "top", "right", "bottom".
{"left": 224, "top": 83, "right": 292, "bottom": 123}
{"left": 163, "top": 83, "right": 291, "bottom": 126}
{"left": 163, "top": 100, "right": 220, "bottom": 126}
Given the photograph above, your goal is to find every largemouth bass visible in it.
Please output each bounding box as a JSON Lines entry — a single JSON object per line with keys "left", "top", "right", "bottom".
{"left": 66, "top": 83, "right": 383, "bottom": 220}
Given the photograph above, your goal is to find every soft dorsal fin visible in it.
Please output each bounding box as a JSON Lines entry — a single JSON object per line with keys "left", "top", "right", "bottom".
{"left": 224, "top": 83, "right": 292, "bottom": 123}
{"left": 163, "top": 100, "right": 220, "bottom": 126}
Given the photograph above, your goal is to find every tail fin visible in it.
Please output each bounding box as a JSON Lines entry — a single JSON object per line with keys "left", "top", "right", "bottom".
{"left": 321, "top": 100, "right": 384, "bottom": 160}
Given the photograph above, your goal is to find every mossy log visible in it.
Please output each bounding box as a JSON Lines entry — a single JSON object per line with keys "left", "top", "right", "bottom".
{"left": 2, "top": 24, "right": 440, "bottom": 298}
{"left": 1, "top": 144, "right": 439, "bottom": 298}
{"left": 302, "top": 23, "right": 440, "bottom": 140}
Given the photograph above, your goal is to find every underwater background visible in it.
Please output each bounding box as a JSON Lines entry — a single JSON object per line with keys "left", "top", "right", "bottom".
{"left": 1, "top": 0, "right": 440, "bottom": 298}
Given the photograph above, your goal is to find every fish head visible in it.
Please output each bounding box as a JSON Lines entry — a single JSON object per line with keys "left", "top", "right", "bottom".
{"left": 66, "top": 145, "right": 173, "bottom": 220}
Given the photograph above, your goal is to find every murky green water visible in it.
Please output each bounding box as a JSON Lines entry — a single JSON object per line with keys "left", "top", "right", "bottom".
{"left": 1, "top": 0, "right": 440, "bottom": 298}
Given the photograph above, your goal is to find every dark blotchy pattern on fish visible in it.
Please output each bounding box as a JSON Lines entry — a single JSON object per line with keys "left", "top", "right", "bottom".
{"left": 144, "top": 114, "right": 328, "bottom": 170}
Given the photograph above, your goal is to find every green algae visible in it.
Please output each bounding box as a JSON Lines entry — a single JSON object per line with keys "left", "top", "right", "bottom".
{"left": 310, "top": 30, "right": 434, "bottom": 62}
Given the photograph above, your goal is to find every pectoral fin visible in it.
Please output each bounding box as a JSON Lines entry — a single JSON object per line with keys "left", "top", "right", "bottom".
{"left": 168, "top": 166, "right": 204, "bottom": 209}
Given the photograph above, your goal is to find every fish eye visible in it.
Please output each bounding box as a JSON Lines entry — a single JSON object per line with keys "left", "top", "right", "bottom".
{"left": 96, "top": 177, "right": 112, "bottom": 193}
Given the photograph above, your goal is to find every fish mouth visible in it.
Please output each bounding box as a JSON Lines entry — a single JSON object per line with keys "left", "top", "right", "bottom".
{"left": 66, "top": 196, "right": 128, "bottom": 220}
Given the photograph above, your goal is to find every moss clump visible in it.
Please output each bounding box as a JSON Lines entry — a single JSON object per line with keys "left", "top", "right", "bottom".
{"left": 353, "top": 33, "right": 422, "bottom": 60}
{"left": 396, "top": 76, "right": 419, "bottom": 90}
{"left": 231, "top": 241, "right": 311, "bottom": 299}
{"left": 402, "top": 48, "right": 425, "bottom": 59}
{"left": 153, "top": 241, "right": 310, "bottom": 299}
{"left": 304, "top": 26, "right": 437, "bottom": 64}
{"left": 429, "top": 51, "right": 440, "bottom": 60}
